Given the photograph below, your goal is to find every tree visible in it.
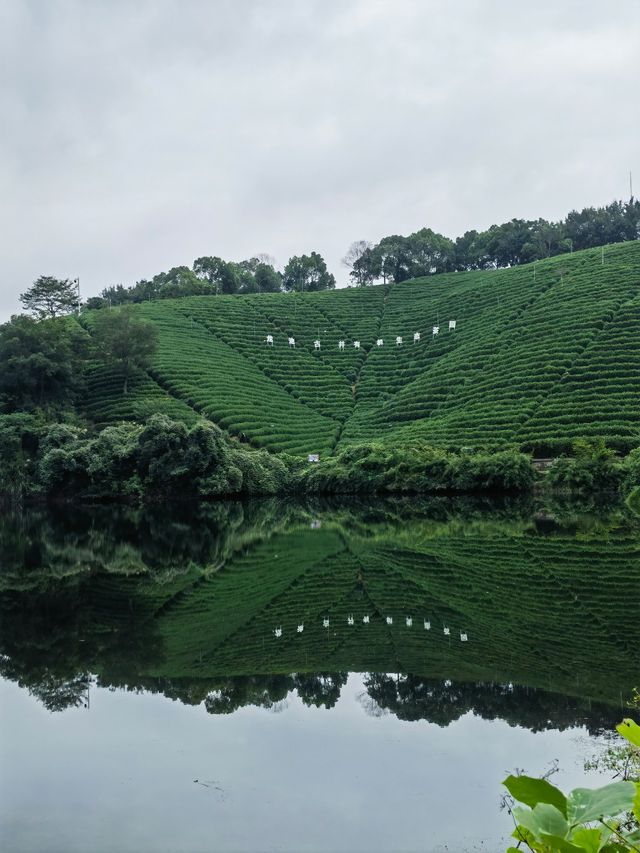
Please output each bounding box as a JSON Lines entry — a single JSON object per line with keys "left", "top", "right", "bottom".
{"left": 342, "top": 240, "right": 374, "bottom": 285}
{"left": 20, "top": 275, "right": 79, "bottom": 319}
{"left": 91, "top": 307, "right": 158, "bottom": 394}
{"left": 376, "top": 235, "right": 414, "bottom": 282}
{"left": 0, "top": 315, "right": 89, "bottom": 413}
{"left": 151, "top": 266, "right": 203, "bottom": 298}
{"left": 407, "top": 228, "right": 455, "bottom": 276}
{"left": 254, "top": 262, "right": 282, "bottom": 293}
{"left": 193, "top": 256, "right": 239, "bottom": 295}
{"left": 282, "top": 252, "right": 336, "bottom": 292}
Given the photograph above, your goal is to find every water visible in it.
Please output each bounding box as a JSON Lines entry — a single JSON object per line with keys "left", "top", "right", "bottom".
{"left": 1, "top": 496, "right": 639, "bottom": 852}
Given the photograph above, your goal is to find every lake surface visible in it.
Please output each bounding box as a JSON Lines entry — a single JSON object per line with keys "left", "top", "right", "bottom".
{"left": 1, "top": 496, "right": 639, "bottom": 852}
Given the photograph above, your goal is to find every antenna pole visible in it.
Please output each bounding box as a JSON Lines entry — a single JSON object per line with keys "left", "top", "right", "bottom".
{"left": 631, "top": 170, "right": 634, "bottom": 200}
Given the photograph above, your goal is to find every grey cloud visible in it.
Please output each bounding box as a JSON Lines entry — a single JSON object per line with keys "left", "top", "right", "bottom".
{"left": 1, "top": 0, "right": 638, "bottom": 318}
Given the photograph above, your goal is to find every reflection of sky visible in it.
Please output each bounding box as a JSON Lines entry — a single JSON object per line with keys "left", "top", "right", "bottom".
{"left": 0, "top": 675, "right": 606, "bottom": 853}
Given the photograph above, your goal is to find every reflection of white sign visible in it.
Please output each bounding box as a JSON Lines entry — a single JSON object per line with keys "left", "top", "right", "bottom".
{"left": 323, "top": 618, "right": 330, "bottom": 628}
{"left": 307, "top": 454, "right": 320, "bottom": 463}
{"left": 310, "top": 519, "right": 322, "bottom": 529}
{"left": 460, "top": 632, "right": 468, "bottom": 641}
{"left": 297, "top": 624, "right": 304, "bottom": 633}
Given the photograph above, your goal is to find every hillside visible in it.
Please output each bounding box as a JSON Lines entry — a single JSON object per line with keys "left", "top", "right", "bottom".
{"left": 84, "top": 241, "right": 640, "bottom": 455}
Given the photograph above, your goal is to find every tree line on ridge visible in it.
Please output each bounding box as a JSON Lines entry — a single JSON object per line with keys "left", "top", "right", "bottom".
{"left": 76, "top": 196, "right": 639, "bottom": 307}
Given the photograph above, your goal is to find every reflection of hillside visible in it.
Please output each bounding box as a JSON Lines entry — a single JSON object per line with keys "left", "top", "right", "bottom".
{"left": 1, "top": 498, "right": 638, "bottom": 728}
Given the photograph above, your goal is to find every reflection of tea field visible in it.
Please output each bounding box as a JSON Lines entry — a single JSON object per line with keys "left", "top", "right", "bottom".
{"left": 147, "top": 521, "right": 640, "bottom": 707}
{"left": 5, "top": 501, "right": 635, "bottom": 710}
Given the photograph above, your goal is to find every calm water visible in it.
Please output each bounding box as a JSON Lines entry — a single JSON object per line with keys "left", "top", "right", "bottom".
{"left": 1, "top": 496, "right": 639, "bottom": 852}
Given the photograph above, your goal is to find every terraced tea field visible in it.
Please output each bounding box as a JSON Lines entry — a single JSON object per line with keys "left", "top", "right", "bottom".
{"left": 83, "top": 241, "right": 640, "bottom": 454}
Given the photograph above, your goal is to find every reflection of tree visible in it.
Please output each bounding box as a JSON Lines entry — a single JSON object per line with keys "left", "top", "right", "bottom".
{"left": 204, "top": 675, "right": 294, "bottom": 714}
{"left": 293, "top": 673, "right": 348, "bottom": 709}
{"left": 363, "top": 674, "right": 621, "bottom": 734}
{"left": 0, "top": 657, "right": 90, "bottom": 712}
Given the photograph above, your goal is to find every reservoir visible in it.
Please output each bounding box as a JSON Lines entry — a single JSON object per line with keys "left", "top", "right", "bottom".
{"left": 1, "top": 497, "right": 638, "bottom": 852}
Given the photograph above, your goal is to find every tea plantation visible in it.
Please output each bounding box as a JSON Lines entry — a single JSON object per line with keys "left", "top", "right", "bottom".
{"left": 84, "top": 241, "right": 640, "bottom": 455}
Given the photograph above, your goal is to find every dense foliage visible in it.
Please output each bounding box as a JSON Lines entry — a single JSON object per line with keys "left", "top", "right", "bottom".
{"left": 26, "top": 414, "right": 291, "bottom": 501}
{"left": 0, "top": 413, "right": 545, "bottom": 502}
{"left": 545, "top": 441, "right": 640, "bottom": 496}
{"left": 345, "top": 198, "right": 640, "bottom": 284}
{"left": 282, "top": 252, "right": 336, "bottom": 292}
{"left": 299, "top": 443, "right": 534, "bottom": 493}
{"left": 0, "top": 315, "right": 89, "bottom": 415}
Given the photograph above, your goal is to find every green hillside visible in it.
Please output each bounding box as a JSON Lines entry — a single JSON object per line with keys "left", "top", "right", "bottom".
{"left": 84, "top": 242, "right": 640, "bottom": 455}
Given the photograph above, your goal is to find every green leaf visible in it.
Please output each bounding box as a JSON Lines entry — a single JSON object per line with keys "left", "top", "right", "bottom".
{"left": 570, "top": 826, "right": 607, "bottom": 852}
{"left": 503, "top": 773, "right": 568, "bottom": 815}
{"left": 616, "top": 718, "right": 640, "bottom": 747}
{"left": 567, "top": 781, "right": 636, "bottom": 825}
{"left": 514, "top": 803, "right": 569, "bottom": 839}
{"left": 539, "top": 834, "right": 586, "bottom": 852}
{"left": 512, "top": 824, "right": 537, "bottom": 845}
{"left": 634, "top": 783, "right": 640, "bottom": 822}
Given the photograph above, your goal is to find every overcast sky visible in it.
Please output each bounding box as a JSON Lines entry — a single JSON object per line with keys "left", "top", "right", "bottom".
{"left": 1, "top": 0, "right": 638, "bottom": 318}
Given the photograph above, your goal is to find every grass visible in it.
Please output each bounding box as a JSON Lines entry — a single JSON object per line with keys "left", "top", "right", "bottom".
{"left": 83, "top": 241, "right": 640, "bottom": 455}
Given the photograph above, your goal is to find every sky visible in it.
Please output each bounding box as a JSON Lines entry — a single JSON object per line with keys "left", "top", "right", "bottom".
{"left": 1, "top": 0, "right": 638, "bottom": 319}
